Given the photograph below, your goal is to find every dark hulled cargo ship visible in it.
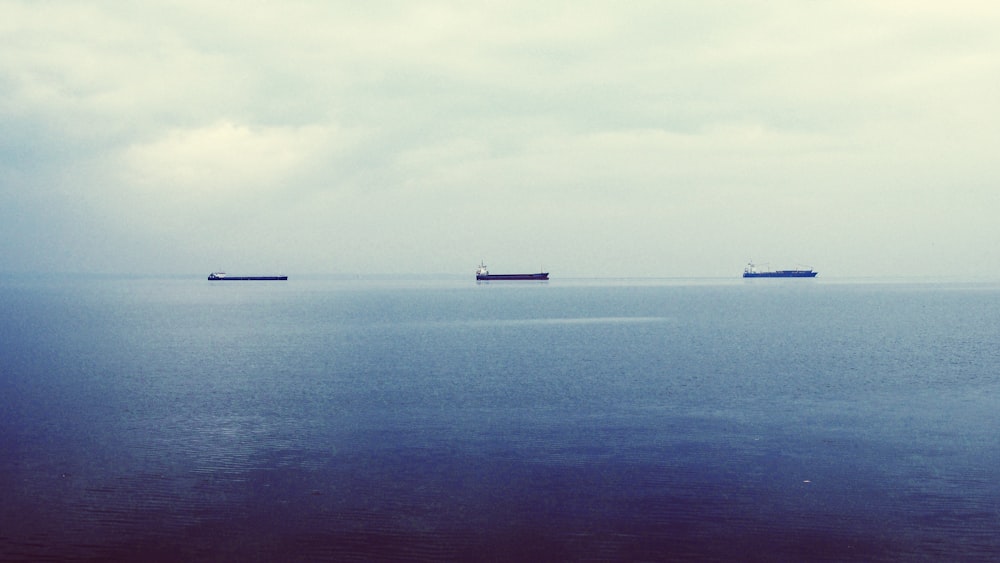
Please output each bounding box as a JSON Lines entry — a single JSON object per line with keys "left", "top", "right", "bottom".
{"left": 208, "top": 272, "right": 287, "bottom": 281}
{"left": 476, "top": 262, "right": 548, "bottom": 281}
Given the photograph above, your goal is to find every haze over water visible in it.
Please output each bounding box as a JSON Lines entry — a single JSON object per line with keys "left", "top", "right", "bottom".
{"left": 3, "top": 276, "right": 1000, "bottom": 561}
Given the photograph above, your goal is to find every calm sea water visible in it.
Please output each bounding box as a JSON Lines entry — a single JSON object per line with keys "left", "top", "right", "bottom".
{"left": 2, "top": 276, "right": 999, "bottom": 561}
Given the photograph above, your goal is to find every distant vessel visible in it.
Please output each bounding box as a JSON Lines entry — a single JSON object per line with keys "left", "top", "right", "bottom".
{"left": 208, "top": 272, "right": 287, "bottom": 281}
{"left": 476, "top": 262, "right": 548, "bottom": 281}
{"left": 743, "top": 262, "right": 817, "bottom": 278}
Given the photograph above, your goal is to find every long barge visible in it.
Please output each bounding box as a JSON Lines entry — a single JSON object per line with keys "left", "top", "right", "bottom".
{"left": 208, "top": 272, "right": 287, "bottom": 281}
{"left": 476, "top": 262, "right": 548, "bottom": 281}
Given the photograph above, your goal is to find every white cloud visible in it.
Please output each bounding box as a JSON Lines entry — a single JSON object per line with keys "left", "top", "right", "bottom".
{"left": 2, "top": 1, "right": 1000, "bottom": 276}
{"left": 120, "top": 122, "right": 347, "bottom": 198}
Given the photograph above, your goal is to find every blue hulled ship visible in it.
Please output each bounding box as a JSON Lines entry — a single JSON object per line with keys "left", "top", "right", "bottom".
{"left": 208, "top": 272, "right": 287, "bottom": 281}
{"left": 743, "top": 262, "right": 817, "bottom": 278}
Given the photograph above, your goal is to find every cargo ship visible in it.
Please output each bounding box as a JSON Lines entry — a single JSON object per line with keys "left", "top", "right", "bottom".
{"left": 476, "top": 262, "right": 548, "bottom": 281}
{"left": 743, "top": 262, "right": 817, "bottom": 278}
{"left": 208, "top": 272, "right": 287, "bottom": 281}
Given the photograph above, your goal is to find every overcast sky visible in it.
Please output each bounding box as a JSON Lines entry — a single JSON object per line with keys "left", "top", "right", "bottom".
{"left": 2, "top": 1, "right": 998, "bottom": 278}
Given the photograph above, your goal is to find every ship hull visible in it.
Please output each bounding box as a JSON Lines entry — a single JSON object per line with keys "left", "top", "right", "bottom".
{"left": 477, "top": 273, "right": 548, "bottom": 281}
{"left": 743, "top": 271, "right": 816, "bottom": 278}
{"left": 208, "top": 275, "right": 287, "bottom": 281}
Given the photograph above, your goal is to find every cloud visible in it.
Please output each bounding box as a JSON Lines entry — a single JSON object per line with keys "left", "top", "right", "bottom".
{"left": 119, "top": 122, "right": 347, "bottom": 199}
{"left": 2, "top": 1, "right": 1000, "bottom": 276}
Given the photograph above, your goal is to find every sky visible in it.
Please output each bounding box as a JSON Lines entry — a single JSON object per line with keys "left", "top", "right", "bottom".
{"left": 2, "top": 1, "right": 999, "bottom": 278}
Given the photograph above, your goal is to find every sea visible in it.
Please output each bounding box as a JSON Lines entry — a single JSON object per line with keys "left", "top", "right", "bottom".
{"left": 2, "top": 275, "right": 999, "bottom": 562}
